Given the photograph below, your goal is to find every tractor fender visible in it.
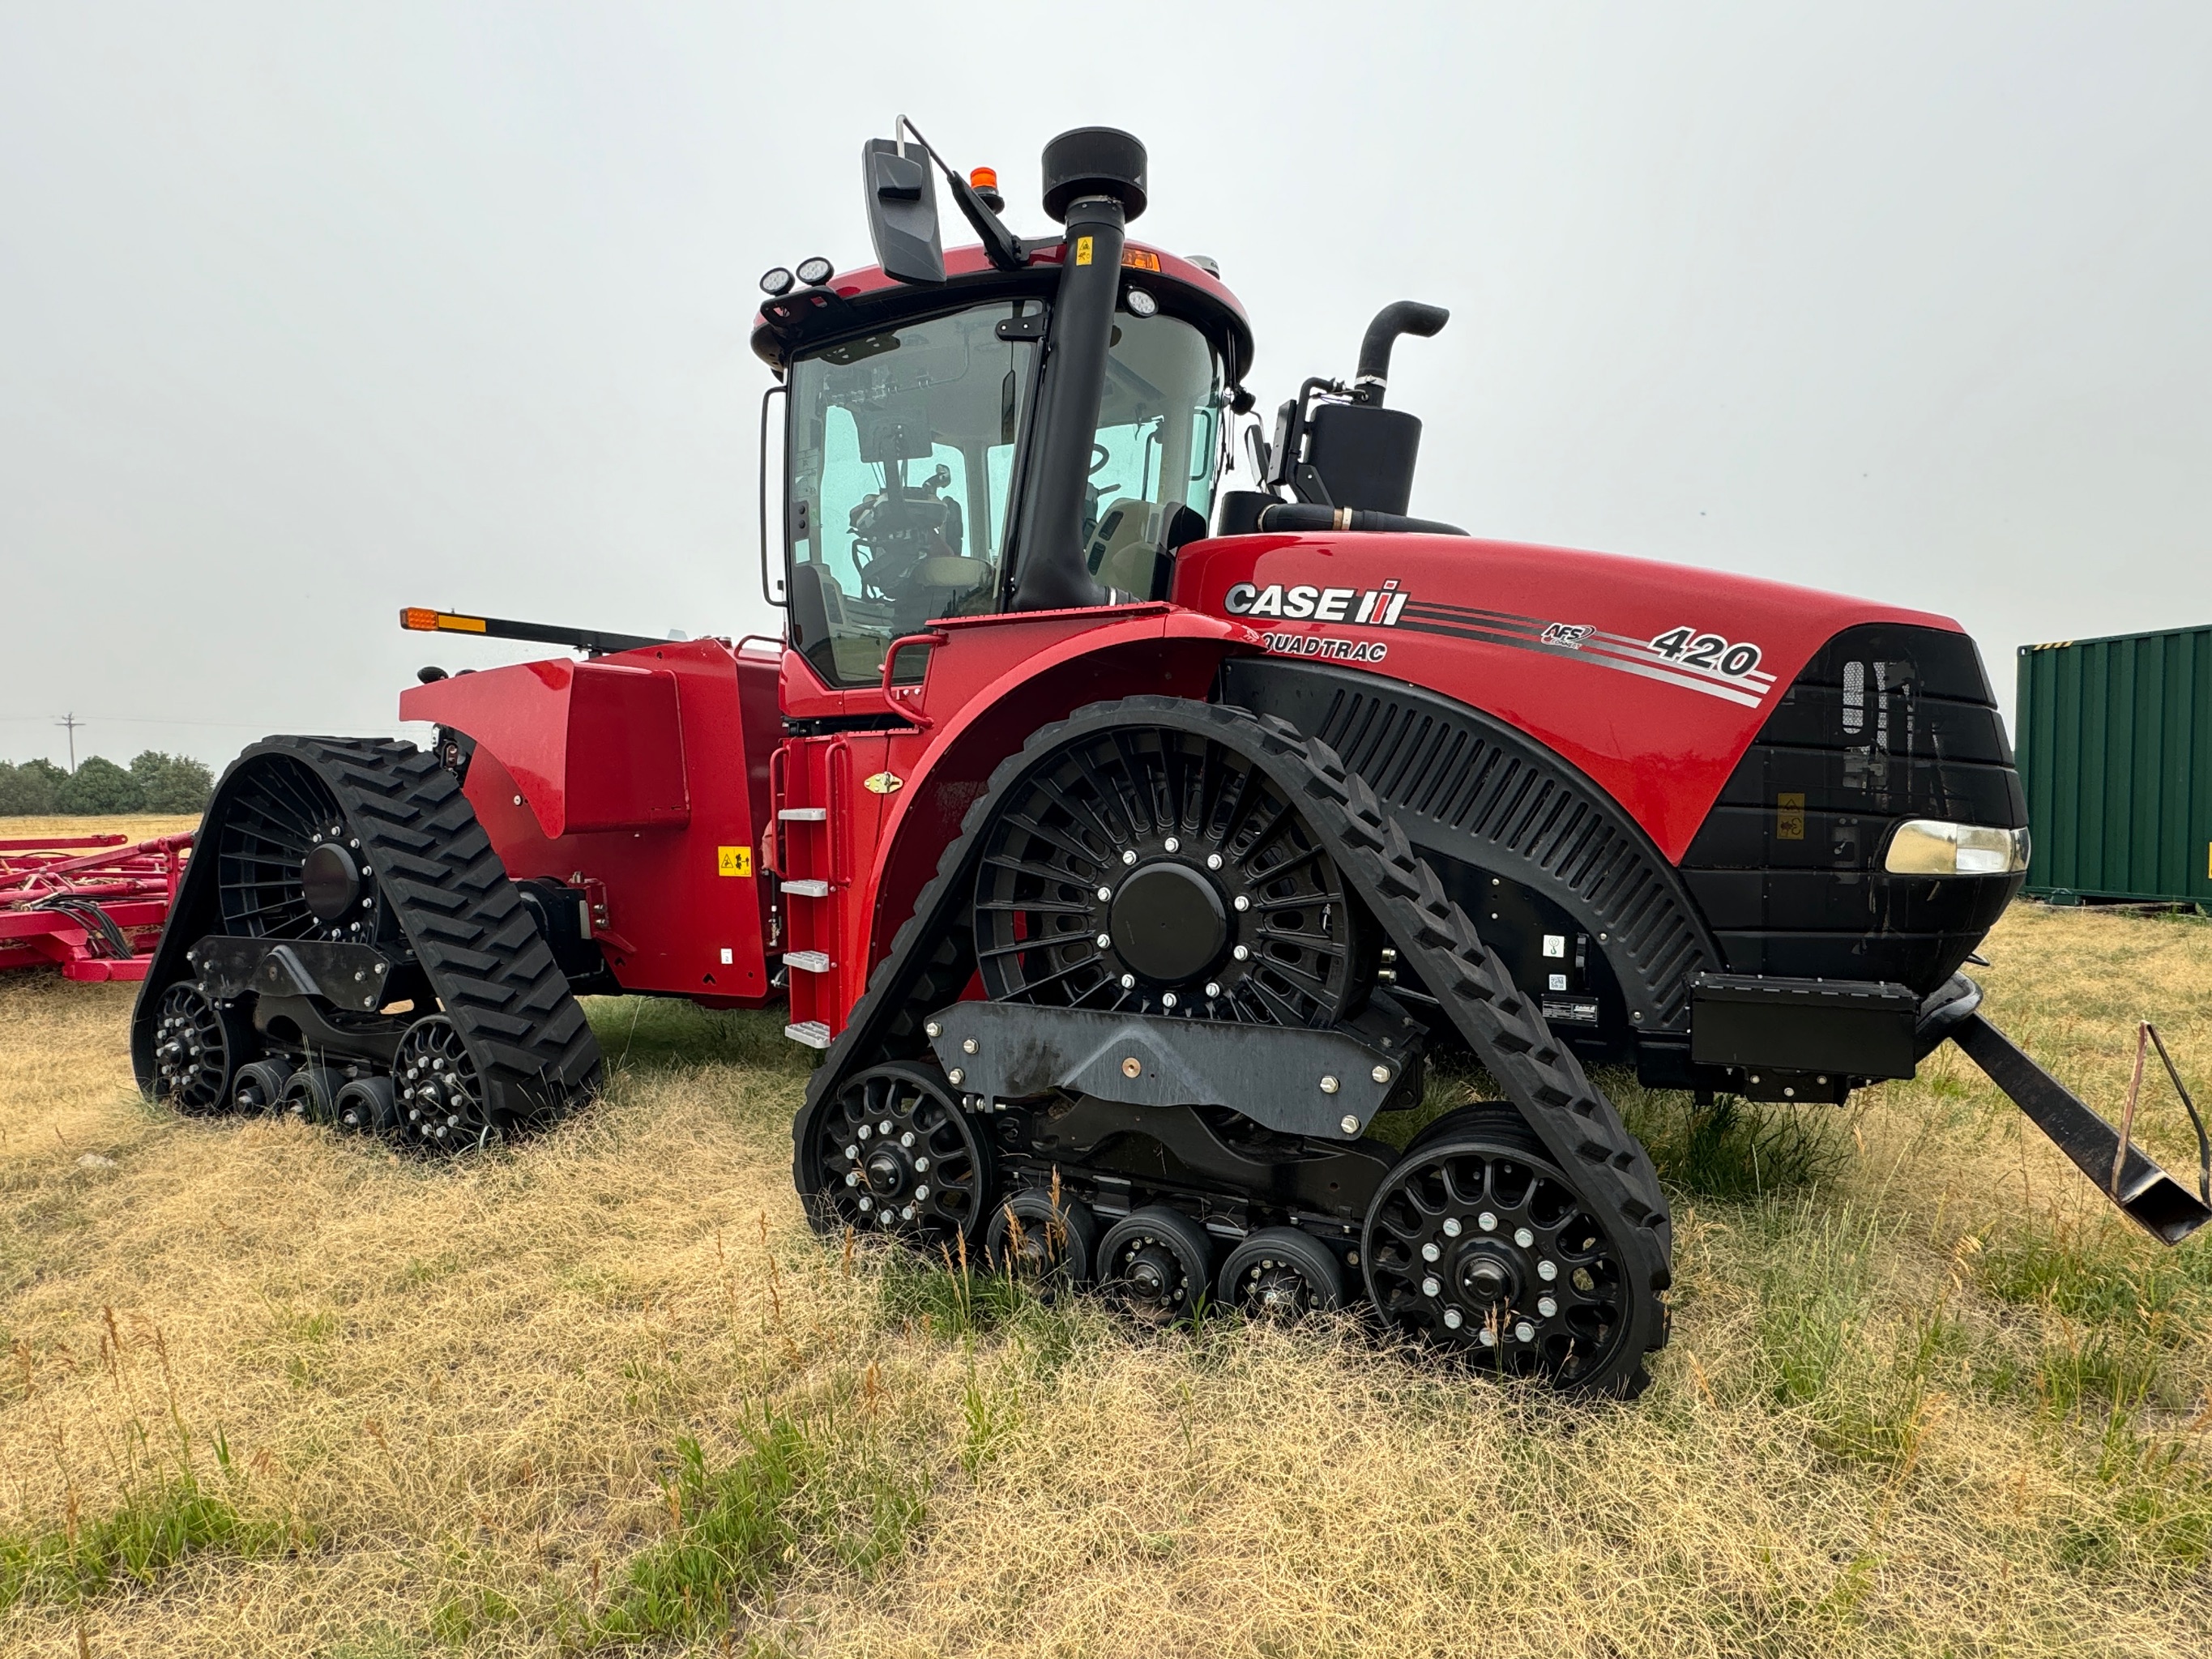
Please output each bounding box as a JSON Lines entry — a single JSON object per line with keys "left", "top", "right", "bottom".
{"left": 860, "top": 608, "right": 1263, "bottom": 977}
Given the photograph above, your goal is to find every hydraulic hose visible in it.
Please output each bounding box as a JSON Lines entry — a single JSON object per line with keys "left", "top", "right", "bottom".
{"left": 1255, "top": 502, "right": 1467, "bottom": 536}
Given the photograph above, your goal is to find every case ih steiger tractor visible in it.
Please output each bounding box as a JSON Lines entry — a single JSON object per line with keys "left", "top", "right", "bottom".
{"left": 135, "top": 125, "right": 2209, "bottom": 1395}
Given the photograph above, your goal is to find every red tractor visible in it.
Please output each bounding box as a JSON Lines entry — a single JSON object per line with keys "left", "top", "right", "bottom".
{"left": 134, "top": 125, "right": 2208, "bottom": 1394}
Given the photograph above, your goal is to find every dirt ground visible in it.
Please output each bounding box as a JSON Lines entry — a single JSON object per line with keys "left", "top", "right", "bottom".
{"left": 2, "top": 872, "right": 2208, "bottom": 1656}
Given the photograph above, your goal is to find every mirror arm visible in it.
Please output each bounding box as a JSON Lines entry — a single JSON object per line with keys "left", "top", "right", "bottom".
{"left": 897, "top": 116, "right": 1028, "bottom": 272}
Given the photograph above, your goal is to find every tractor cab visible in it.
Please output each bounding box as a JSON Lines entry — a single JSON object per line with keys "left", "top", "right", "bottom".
{"left": 749, "top": 125, "right": 1253, "bottom": 694}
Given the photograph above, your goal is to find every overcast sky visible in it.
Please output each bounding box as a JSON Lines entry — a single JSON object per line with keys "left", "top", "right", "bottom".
{"left": 2, "top": 2, "right": 2206, "bottom": 768}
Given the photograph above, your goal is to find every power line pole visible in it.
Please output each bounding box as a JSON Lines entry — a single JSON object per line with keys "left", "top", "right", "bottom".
{"left": 55, "top": 712, "right": 81, "bottom": 772}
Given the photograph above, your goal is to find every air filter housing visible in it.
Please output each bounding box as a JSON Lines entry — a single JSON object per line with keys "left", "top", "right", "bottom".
{"left": 1041, "top": 128, "right": 1148, "bottom": 224}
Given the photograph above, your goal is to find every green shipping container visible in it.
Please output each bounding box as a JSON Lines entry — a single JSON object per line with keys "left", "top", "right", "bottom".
{"left": 2016, "top": 626, "right": 2212, "bottom": 905}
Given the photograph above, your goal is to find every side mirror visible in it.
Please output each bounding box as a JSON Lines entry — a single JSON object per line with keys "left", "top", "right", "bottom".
{"left": 863, "top": 138, "right": 944, "bottom": 285}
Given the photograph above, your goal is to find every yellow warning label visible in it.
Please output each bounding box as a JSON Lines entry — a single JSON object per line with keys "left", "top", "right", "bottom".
{"left": 1776, "top": 792, "right": 1805, "bottom": 842}
{"left": 718, "top": 846, "right": 753, "bottom": 877}
{"left": 1074, "top": 236, "right": 1093, "bottom": 266}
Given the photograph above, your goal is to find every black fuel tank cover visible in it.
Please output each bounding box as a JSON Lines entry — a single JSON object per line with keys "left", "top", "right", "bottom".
{"left": 1110, "top": 861, "right": 1225, "bottom": 983}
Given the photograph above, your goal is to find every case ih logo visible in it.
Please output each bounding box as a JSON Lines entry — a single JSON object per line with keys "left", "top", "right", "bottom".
{"left": 1223, "top": 578, "right": 1411, "bottom": 626}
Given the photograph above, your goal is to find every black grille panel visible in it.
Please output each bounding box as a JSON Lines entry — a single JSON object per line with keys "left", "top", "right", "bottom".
{"left": 1679, "top": 622, "right": 2026, "bottom": 992}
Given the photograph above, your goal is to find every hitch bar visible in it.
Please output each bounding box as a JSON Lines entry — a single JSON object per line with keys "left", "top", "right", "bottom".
{"left": 1952, "top": 1013, "right": 2212, "bottom": 1245}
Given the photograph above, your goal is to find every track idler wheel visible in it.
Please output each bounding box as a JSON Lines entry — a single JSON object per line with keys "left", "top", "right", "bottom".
{"left": 150, "top": 983, "right": 252, "bottom": 1114}
{"left": 335, "top": 1076, "right": 399, "bottom": 1136}
{"left": 395, "top": 1014, "right": 491, "bottom": 1149}
{"left": 1217, "top": 1226, "right": 1346, "bottom": 1320}
{"left": 807, "top": 1062, "right": 993, "bottom": 1243}
{"left": 1361, "top": 1106, "right": 1658, "bottom": 1394}
{"left": 985, "top": 1187, "right": 1100, "bottom": 1293}
{"left": 1097, "top": 1206, "right": 1216, "bottom": 1326}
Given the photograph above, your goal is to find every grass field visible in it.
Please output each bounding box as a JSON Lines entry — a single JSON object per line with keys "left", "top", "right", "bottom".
{"left": 2, "top": 827, "right": 2209, "bottom": 1655}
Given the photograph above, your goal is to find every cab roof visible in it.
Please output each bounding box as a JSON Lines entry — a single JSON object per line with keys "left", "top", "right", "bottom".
{"left": 750, "top": 240, "right": 1254, "bottom": 385}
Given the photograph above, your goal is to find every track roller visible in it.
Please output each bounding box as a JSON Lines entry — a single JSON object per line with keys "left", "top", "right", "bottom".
{"left": 1217, "top": 1226, "right": 1346, "bottom": 1320}
{"left": 1097, "top": 1206, "right": 1216, "bottom": 1325}
{"left": 985, "top": 1187, "right": 1100, "bottom": 1292}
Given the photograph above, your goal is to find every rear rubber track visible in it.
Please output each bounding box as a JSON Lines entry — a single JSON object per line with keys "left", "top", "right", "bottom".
{"left": 136, "top": 736, "right": 601, "bottom": 1130}
{"left": 796, "top": 697, "right": 1671, "bottom": 1389}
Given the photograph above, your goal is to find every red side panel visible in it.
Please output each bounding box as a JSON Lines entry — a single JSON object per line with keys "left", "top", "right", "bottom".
{"left": 1173, "top": 532, "right": 1962, "bottom": 863}
{"left": 399, "top": 639, "right": 777, "bottom": 1005}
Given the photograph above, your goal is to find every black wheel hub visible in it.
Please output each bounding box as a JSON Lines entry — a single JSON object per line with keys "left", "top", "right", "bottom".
{"left": 300, "top": 842, "right": 361, "bottom": 924}
{"left": 1109, "top": 860, "right": 1227, "bottom": 981}
{"left": 1121, "top": 1244, "right": 1181, "bottom": 1320}
{"left": 975, "top": 724, "right": 1364, "bottom": 1025}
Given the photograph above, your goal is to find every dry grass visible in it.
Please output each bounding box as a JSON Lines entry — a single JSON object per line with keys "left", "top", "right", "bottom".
{"left": 2, "top": 861, "right": 2209, "bottom": 1655}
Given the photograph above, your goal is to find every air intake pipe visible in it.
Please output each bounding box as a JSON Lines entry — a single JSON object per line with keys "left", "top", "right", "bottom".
{"left": 1010, "top": 127, "right": 1149, "bottom": 612}
{"left": 1352, "top": 301, "right": 1450, "bottom": 407}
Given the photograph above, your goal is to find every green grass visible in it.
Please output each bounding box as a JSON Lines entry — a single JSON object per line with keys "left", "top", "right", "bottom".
{"left": 0, "top": 1426, "right": 290, "bottom": 1610}
{"left": 593, "top": 1409, "right": 925, "bottom": 1644}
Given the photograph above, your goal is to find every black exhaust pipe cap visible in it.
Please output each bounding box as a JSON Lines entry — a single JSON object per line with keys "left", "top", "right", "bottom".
{"left": 1042, "top": 127, "right": 1147, "bottom": 224}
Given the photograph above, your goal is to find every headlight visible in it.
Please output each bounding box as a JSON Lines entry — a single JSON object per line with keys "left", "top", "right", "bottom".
{"left": 1882, "top": 820, "right": 2030, "bottom": 876}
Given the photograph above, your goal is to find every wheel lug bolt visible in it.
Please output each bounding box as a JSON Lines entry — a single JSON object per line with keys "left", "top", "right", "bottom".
{"left": 1205, "top": 981, "right": 1221, "bottom": 996}
{"left": 1420, "top": 1276, "right": 1441, "bottom": 1298}
{"left": 858, "top": 1196, "right": 873, "bottom": 1210}
{"left": 1420, "top": 1242, "right": 1441, "bottom": 1262}
{"left": 1121, "top": 974, "right": 1135, "bottom": 989}
{"left": 1096, "top": 932, "right": 1112, "bottom": 948}
{"left": 845, "top": 1172, "right": 860, "bottom": 1186}
{"left": 1478, "top": 1212, "right": 1497, "bottom": 1231}
{"left": 844, "top": 1144, "right": 859, "bottom": 1161}
{"left": 900, "top": 1131, "right": 915, "bottom": 1147}
{"left": 1477, "top": 1327, "right": 1497, "bottom": 1347}
{"left": 1442, "top": 1307, "right": 1463, "bottom": 1329}
{"left": 1121, "top": 850, "right": 1138, "bottom": 866}
{"left": 1097, "top": 886, "right": 1112, "bottom": 902}
{"left": 913, "top": 1155, "right": 929, "bottom": 1171}
{"left": 914, "top": 1184, "right": 929, "bottom": 1201}
{"left": 1514, "top": 1321, "right": 1535, "bottom": 1343}
{"left": 1164, "top": 837, "right": 1180, "bottom": 852}
{"left": 1162, "top": 993, "right": 1176, "bottom": 1009}
{"left": 1514, "top": 1226, "right": 1535, "bottom": 1247}
{"left": 1206, "top": 853, "right": 1223, "bottom": 870}
{"left": 1232, "top": 945, "right": 1249, "bottom": 962}
{"left": 1538, "top": 1295, "right": 1558, "bottom": 1318}
{"left": 1233, "top": 895, "right": 1250, "bottom": 912}
{"left": 1537, "top": 1260, "right": 1558, "bottom": 1281}
{"left": 858, "top": 1125, "right": 871, "bottom": 1139}
{"left": 900, "top": 1205, "right": 916, "bottom": 1220}
{"left": 1443, "top": 1218, "right": 1463, "bottom": 1237}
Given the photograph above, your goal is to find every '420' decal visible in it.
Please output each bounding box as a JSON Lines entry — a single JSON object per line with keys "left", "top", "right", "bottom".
{"left": 1650, "top": 626, "right": 1761, "bottom": 679}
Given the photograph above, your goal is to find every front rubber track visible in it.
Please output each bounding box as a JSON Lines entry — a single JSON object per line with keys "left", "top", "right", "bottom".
{"left": 796, "top": 697, "right": 1672, "bottom": 1393}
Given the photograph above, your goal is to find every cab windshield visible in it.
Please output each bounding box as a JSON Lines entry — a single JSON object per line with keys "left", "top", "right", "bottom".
{"left": 787, "top": 301, "right": 1223, "bottom": 688}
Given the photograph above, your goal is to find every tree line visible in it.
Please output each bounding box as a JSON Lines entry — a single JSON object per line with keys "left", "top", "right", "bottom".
{"left": 0, "top": 752, "right": 215, "bottom": 816}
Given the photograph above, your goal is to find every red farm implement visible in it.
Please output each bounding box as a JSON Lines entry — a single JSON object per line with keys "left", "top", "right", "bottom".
{"left": 1, "top": 833, "right": 193, "bottom": 982}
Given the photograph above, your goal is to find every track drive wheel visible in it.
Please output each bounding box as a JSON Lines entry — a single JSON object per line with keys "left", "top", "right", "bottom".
{"left": 149, "top": 983, "right": 253, "bottom": 1114}
{"left": 1218, "top": 1226, "right": 1346, "bottom": 1320}
{"left": 1097, "top": 1206, "right": 1216, "bottom": 1326}
{"left": 1362, "top": 1105, "right": 1660, "bottom": 1395}
{"left": 805, "top": 1062, "right": 993, "bottom": 1243}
